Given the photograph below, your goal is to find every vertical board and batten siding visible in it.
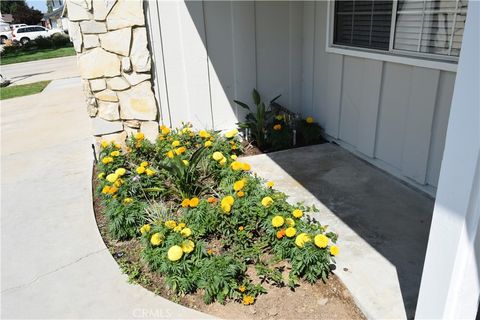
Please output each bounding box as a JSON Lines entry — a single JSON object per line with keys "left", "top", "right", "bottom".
{"left": 305, "top": 1, "right": 456, "bottom": 189}
{"left": 146, "top": 1, "right": 302, "bottom": 131}
{"left": 146, "top": 1, "right": 456, "bottom": 190}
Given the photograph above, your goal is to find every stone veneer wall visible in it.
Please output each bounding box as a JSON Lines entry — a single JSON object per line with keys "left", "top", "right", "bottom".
{"left": 66, "top": 0, "right": 159, "bottom": 145}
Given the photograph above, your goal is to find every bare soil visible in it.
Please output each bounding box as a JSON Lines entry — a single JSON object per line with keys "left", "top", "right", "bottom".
{"left": 93, "top": 172, "right": 365, "bottom": 320}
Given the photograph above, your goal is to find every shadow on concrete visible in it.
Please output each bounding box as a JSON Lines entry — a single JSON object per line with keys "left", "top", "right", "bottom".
{"left": 10, "top": 71, "right": 53, "bottom": 84}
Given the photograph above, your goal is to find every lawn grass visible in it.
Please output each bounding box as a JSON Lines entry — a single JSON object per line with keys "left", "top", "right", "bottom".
{"left": 0, "top": 47, "right": 76, "bottom": 65}
{"left": 0, "top": 81, "right": 51, "bottom": 100}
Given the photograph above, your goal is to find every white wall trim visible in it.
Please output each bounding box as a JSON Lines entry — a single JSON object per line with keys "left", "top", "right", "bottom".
{"left": 325, "top": 0, "right": 458, "bottom": 72}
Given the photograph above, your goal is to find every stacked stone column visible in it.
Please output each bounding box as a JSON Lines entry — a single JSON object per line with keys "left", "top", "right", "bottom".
{"left": 66, "top": 0, "right": 159, "bottom": 145}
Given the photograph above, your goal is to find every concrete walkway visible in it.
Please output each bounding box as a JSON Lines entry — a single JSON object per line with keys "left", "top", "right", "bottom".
{"left": 245, "top": 145, "right": 434, "bottom": 319}
{"left": 1, "top": 78, "right": 211, "bottom": 319}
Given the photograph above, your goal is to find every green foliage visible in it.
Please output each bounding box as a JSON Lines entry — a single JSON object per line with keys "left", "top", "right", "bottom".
{"left": 105, "top": 199, "right": 147, "bottom": 240}
{"left": 298, "top": 119, "right": 323, "bottom": 145}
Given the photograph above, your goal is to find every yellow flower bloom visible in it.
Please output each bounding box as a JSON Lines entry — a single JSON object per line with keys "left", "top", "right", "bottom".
{"left": 314, "top": 234, "right": 329, "bottom": 248}
{"left": 239, "top": 226, "right": 244, "bottom": 231}
{"left": 199, "top": 130, "right": 211, "bottom": 138}
{"left": 225, "top": 129, "right": 238, "bottom": 139}
{"left": 97, "top": 172, "right": 105, "bottom": 179}
{"left": 114, "top": 143, "right": 121, "bottom": 149}
{"left": 292, "top": 209, "right": 303, "bottom": 218}
{"left": 221, "top": 203, "right": 231, "bottom": 213}
{"left": 114, "top": 179, "right": 122, "bottom": 187}
{"left": 266, "top": 181, "right": 274, "bottom": 188}
{"left": 134, "top": 132, "right": 145, "bottom": 140}
{"left": 204, "top": 141, "right": 212, "bottom": 147}
{"left": 273, "top": 124, "right": 282, "bottom": 131}
{"left": 174, "top": 225, "right": 182, "bottom": 232}
{"left": 212, "top": 151, "right": 224, "bottom": 161}
{"left": 172, "top": 140, "right": 180, "bottom": 147}
{"left": 108, "top": 186, "right": 118, "bottom": 194}
{"left": 306, "top": 116, "right": 314, "bottom": 124}
{"left": 146, "top": 168, "right": 156, "bottom": 176}
{"left": 101, "top": 156, "right": 113, "bottom": 164}
{"left": 330, "top": 245, "right": 340, "bottom": 256}
{"left": 140, "top": 224, "right": 151, "bottom": 235}
{"left": 178, "top": 222, "right": 186, "bottom": 228}
{"left": 101, "top": 186, "right": 111, "bottom": 194}
{"left": 272, "top": 216, "right": 285, "bottom": 228}
{"left": 261, "top": 196, "right": 274, "bottom": 208}
{"left": 233, "top": 180, "right": 245, "bottom": 191}
{"left": 180, "top": 227, "right": 192, "bottom": 237}
{"left": 237, "top": 191, "right": 245, "bottom": 197}
{"left": 231, "top": 154, "right": 237, "bottom": 160}
{"left": 123, "top": 197, "right": 133, "bottom": 204}
{"left": 285, "top": 218, "right": 295, "bottom": 227}
{"left": 165, "top": 220, "right": 177, "bottom": 229}
{"left": 295, "top": 233, "right": 311, "bottom": 248}
{"left": 175, "top": 147, "right": 186, "bottom": 155}
{"left": 167, "top": 150, "right": 174, "bottom": 158}
{"left": 115, "top": 168, "right": 126, "bottom": 176}
{"left": 161, "top": 126, "right": 171, "bottom": 135}
{"left": 150, "top": 233, "right": 163, "bottom": 246}
{"left": 181, "top": 199, "right": 190, "bottom": 208}
{"left": 285, "top": 227, "right": 296, "bottom": 238}
{"left": 242, "top": 295, "right": 255, "bottom": 305}
{"left": 221, "top": 195, "right": 235, "bottom": 206}
{"left": 140, "top": 161, "right": 149, "bottom": 167}
{"left": 219, "top": 157, "right": 227, "bottom": 165}
{"left": 167, "top": 245, "right": 183, "bottom": 261}
{"left": 180, "top": 240, "right": 195, "bottom": 253}
{"left": 136, "top": 166, "right": 146, "bottom": 174}
{"left": 241, "top": 163, "right": 251, "bottom": 171}
{"left": 238, "top": 285, "right": 246, "bottom": 292}
{"left": 100, "top": 140, "right": 109, "bottom": 148}
{"left": 182, "top": 160, "right": 189, "bottom": 166}
{"left": 106, "top": 173, "right": 119, "bottom": 183}
{"left": 231, "top": 161, "right": 243, "bottom": 171}
{"left": 189, "top": 197, "right": 199, "bottom": 208}
{"left": 110, "top": 150, "right": 120, "bottom": 157}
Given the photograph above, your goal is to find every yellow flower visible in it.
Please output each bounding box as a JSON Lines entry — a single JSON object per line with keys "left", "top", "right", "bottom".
{"left": 136, "top": 166, "right": 145, "bottom": 174}
{"left": 225, "top": 129, "right": 238, "bottom": 139}
{"left": 241, "top": 163, "right": 251, "bottom": 171}
{"left": 115, "top": 168, "right": 126, "bottom": 176}
{"left": 180, "top": 227, "right": 192, "bottom": 237}
{"left": 180, "top": 240, "right": 195, "bottom": 253}
{"left": 108, "top": 185, "right": 118, "bottom": 194}
{"left": 100, "top": 140, "right": 109, "bottom": 148}
{"left": 175, "top": 147, "right": 186, "bottom": 155}
{"left": 165, "top": 220, "right": 177, "bottom": 229}
{"left": 285, "top": 227, "right": 296, "bottom": 238}
{"left": 221, "top": 203, "right": 231, "bottom": 213}
{"left": 199, "top": 130, "right": 210, "bottom": 138}
{"left": 261, "top": 196, "right": 274, "bottom": 208}
{"left": 101, "top": 156, "right": 113, "bottom": 164}
{"left": 204, "top": 141, "right": 212, "bottom": 147}
{"left": 174, "top": 225, "right": 183, "bottom": 232}
{"left": 134, "top": 132, "right": 145, "bottom": 140}
{"left": 242, "top": 295, "right": 255, "bottom": 305}
{"left": 110, "top": 150, "right": 120, "bottom": 157}
{"left": 219, "top": 157, "right": 227, "bottom": 165}
{"left": 172, "top": 140, "right": 180, "bottom": 147}
{"left": 271, "top": 216, "right": 285, "bottom": 228}
{"left": 167, "top": 245, "right": 183, "bottom": 261}
{"left": 150, "top": 233, "right": 163, "bottom": 246}
{"left": 189, "top": 197, "right": 199, "bottom": 208}
{"left": 123, "top": 197, "right": 133, "bottom": 204}
{"left": 181, "top": 199, "right": 190, "bottom": 208}
{"left": 114, "top": 179, "right": 123, "bottom": 187}
{"left": 233, "top": 180, "right": 245, "bottom": 191}
{"left": 212, "top": 151, "right": 224, "bottom": 161}
{"left": 231, "top": 161, "right": 243, "bottom": 171}
{"left": 238, "top": 285, "right": 246, "bottom": 292}
{"left": 146, "top": 168, "right": 156, "bottom": 176}
{"left": 295, "top": 233, "right": 311, "bottom": 248}
{"left": 292, "top": 209, "right": 303, "bottom": 218}
{"left": 237, "top": 191, "right": 245, "bottom": 197}
{"left": 182, "top": 160, "right": 189, "bottom": 166}
{"left": 114, "top": 143, "right": 121, "bottom": 149}
{"left": 167, "top": 150, "right": 174, "bottom": 158}
{"left": 161, "top": 126, "right": 171, "bottom": 135}
{"left": 101, "top": 186, "right": 111, "bottom": 194}
{"left": 239, "top": 226, "right": 244, "bottom": 231}
{"left": 306, "top": 116, "right": 314, "bottom": 124}
{"left": 231, "top": 154, "right": 237, "bottom": 160}
{"left": 140, "top": 161, "right": 149, "bottom": 167}
{"left": 178, "top": 222, "right": 186, "bottom": 228}
{"left": 286, "top": 218, "right": 295, "bottom": 227}
{"left": 273, "top": 124, "right": 282, "bottom": 131}
{"left": 97, "top": 172, "right": 105, "bottom": 179}
{"left": 106, "top": 173, "right": 119, "bottom": 183}
{"left": 314, "top": 234, "right": 329, "bottom": 248}
{"left": 140, "top": 224, "right": 151, "bottom": 235}
{"left": 330, "top": 245, "right": 340, "bottom": 256}
{"left": 221, "top": 195, "right": 235, "bottom": 206}
{"left": 266, "top": 181, "right": 274, "bottom": 188}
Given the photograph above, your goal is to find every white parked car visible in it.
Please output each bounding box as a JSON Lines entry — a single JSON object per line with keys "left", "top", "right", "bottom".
{"left": 0, "top": 23, "right": 12, "bottom": 44}
{"left": 12, "top": 25, "right": 63, "bottom": 44}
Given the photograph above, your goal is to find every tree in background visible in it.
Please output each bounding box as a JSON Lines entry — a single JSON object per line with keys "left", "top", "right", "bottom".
{"left": 1, "top": 0, "right": 43, "bottom": 25}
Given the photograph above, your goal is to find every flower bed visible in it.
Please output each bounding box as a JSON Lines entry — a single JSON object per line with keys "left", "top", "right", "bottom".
{"left": 94, "top": 123, "right": 363, "bottom": 317}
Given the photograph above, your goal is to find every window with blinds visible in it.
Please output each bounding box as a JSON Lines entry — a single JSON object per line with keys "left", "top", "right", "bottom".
{"left": 332, "top": 0, "right": 468, "bottom": 59}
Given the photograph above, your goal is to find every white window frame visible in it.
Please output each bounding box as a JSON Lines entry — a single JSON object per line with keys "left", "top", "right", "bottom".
{"left": 325, "top": 0, "right": 462, "bottom": 72}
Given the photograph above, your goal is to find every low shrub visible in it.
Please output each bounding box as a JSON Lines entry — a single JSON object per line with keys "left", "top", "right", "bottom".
{"left": 95, "top": 123, "right": 339, "bottom": 305}
{"left": 0, "top": 32, "right": 72, "bottom": 57}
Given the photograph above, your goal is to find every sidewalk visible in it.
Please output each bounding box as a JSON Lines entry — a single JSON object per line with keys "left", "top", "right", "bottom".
{"left": 0, "top": 78, "right": 212, "bottom": 319}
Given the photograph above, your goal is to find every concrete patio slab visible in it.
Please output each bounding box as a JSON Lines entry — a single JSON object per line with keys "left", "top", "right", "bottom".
{"left": 1, "top": 77, "right": 212, "bottom": 319}
{"left": 244, "top": 144, "right": 435, "bottom": 319}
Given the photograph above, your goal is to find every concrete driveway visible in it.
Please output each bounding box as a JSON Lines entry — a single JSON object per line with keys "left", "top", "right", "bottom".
{"left": 0, "top": 55, "right": 79, "bottom": 86}
{"left": 0, "top": 60, "right": 211, "bottom": 318}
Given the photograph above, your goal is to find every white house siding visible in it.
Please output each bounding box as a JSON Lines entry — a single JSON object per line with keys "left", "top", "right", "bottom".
{"left": 146, "top": 1, "right": 456, "bottom": 190}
